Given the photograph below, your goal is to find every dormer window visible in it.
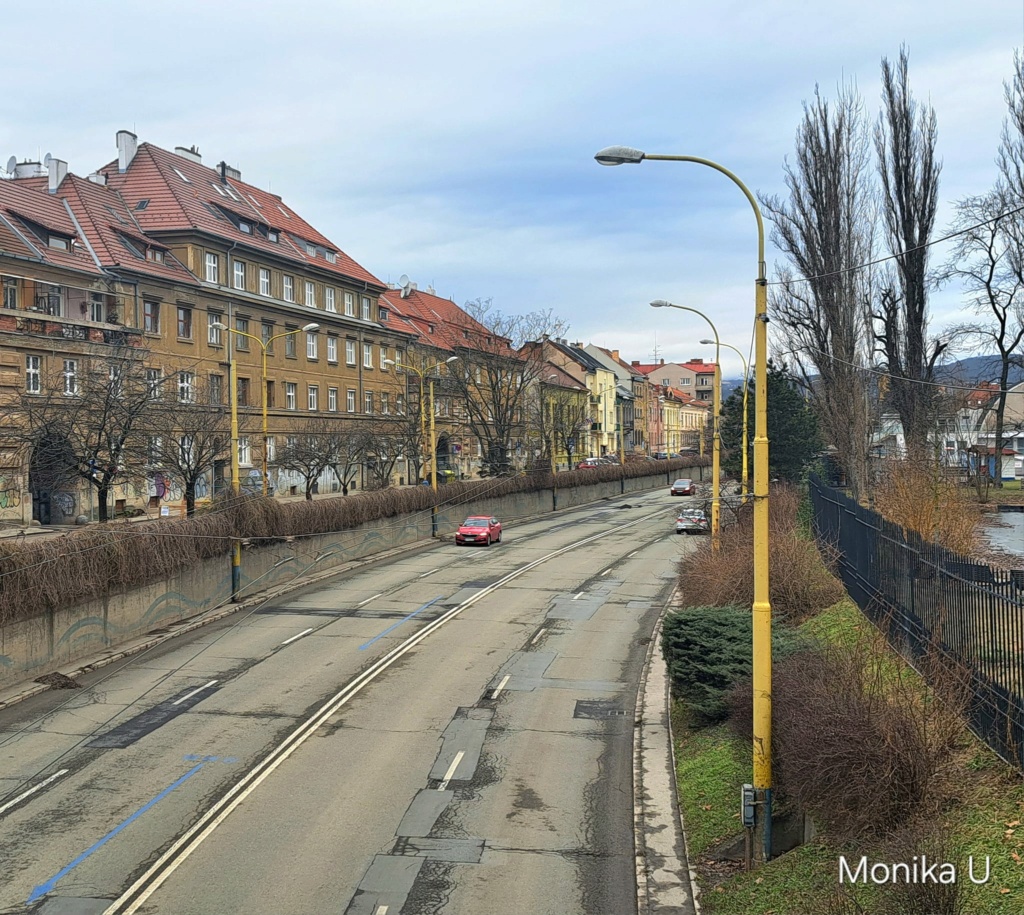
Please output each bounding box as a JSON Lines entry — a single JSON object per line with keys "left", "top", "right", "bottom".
{"left": 325, "top": 251, "right": 337, "bottom": 264}
{"left": 239, "top": 221, "right": 252, "bottom": 234}
{"left": 48, "top": 236, "right": 70, "bottom": 251}
{"left": 146, "top": 248, "right": 164, "bottom": 263}
{"left": 268, "top": 230, "right": 279, "bottom": 243}
{"left": 305, "top": 243, "right": 315, "bottom": 256}
{"left": 379, "top": 308, "right": 388, "bottom": 322}
{"left": 428, "top": 323, "right": 435, "bottom": 333}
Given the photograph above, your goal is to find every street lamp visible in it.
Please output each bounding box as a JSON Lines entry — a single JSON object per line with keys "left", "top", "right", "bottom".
{"left": 650, "top": 300, "right": 721, "bottom": 551}
{"left": 703, "top": 338, "right": 750, "bottom": 499}
{"left": 212, "top": 320, "right": 319, "bottom": 496}
{"left": 383, "top": 356, "right": 459, "bottom": 491}
{"left": 598, "top": 145, "right": 773, "bottom": 861}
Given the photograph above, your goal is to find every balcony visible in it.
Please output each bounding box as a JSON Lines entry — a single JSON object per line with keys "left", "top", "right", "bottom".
{"left": 8, "top": 313, "right": 142, "bottom": 346}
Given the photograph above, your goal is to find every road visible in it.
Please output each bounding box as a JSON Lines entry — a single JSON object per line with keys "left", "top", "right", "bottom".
{"left": 0, "top": 488, "right": 699, "bottom": 915}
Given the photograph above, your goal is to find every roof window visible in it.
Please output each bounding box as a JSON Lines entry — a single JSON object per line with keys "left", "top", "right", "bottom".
{"left": 277, "top": 205, "right": 290, "bottom": 219}
{"left": 135, "top": 199, "right": 149, "bottom": 211}
{"left": 211, "top": 183, "right": 227, "bottom": 197}
{"left": 172, "top": 167, "right": 190, "bottom": 183}
{"left": 247, "top": 194, "right": 262, "bottom": 209}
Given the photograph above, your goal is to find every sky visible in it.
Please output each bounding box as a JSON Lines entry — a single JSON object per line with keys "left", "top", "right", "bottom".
{"left": 3, "top": 0, "right": 1022, "bottom": 377}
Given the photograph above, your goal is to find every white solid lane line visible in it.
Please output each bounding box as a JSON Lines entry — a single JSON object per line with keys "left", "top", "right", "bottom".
{"left": 0, "top": 769, "right": 69, "bottom": 818}
{"left": 572, "top": 592, "right": 584, "bottom": 601}
{"left": 601, "top": 568, "right": 611, "bottom": 575}
{"left": 419, "top": 568, "right": 440, "bottom": 578}
{"left": 529, "top": 629, "right": 545, "bottom": 645}
{"left": 490, "top": 675, "right": 511, "bottom": 699}
{"left": 629, "top": 550, "right": 639, "bottom": 558}
{"left": 437, "top": 750, "right": 465, "bottom": 791}
{"left": 281, "top": 628, "right": 314, "bottom": 646}
{"left": 357, "top": 593, "right": 383, "bottom": 607}
{"left": 374, "top": 906, "right": 388, "bottom": 915}
{"left": 171, "top": 681, "right": 218, "bottom": 707}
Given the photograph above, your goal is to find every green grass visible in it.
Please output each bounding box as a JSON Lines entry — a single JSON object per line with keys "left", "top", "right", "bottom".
{"left": 672, "top": 596, "right": 1024, "bottom": 914}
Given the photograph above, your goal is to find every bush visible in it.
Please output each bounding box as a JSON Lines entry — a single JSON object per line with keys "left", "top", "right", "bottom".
{"left": 676, "top": 484, "right": 845, "bottom": 623}
{"left": 727, "top": 636, "right": 965, "bottom": 841}
{"left": 661, "top": 605, "right": 807, "bottom": 727}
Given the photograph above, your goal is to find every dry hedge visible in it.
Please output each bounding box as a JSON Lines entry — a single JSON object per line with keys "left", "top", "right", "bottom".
{"left": 0, "top": 458, "right": 699, "bottom": 626}
{"left": 675, "top": 484, "right": 846, "bottom": 623}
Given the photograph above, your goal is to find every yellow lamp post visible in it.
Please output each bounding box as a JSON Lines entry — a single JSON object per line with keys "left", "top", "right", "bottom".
{"left": 597, "top": 144, "right": 773, "bottom": 861}
{"left": 213, "top": 320, "right": 320, "bottom": 496}
{"left": 704, "top": 338, "right": 750, "bottom": 499}
{"left": 384, "top": 356, "right": 460, "bottom": 491}
{"left": 650, "top": 301, "right": 721, "bottom": 551}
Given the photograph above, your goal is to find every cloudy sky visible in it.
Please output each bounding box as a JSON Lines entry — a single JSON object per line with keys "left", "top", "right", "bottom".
{"left": 4, "top": 1, "right": 1021, "bottom": 375}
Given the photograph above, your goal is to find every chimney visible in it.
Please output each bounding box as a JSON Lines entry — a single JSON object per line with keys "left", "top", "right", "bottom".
{"left": 116, "top": 130, "right": 138, "bottom": 173}
{"left": 12, "top": 160, "right": 45, "bottom": 179}
{"left": 660, "top": 358, "right": 665, "bottom": 365}
{"left": 611, "top": 349, "right": 619, "bottom": 360}
{"left": 174, "top": 145, "right": 202, "bottom": 164}
{"left": 218, "top": 161, "right": 242, "bottom": 182}
{"left": 690, "top": 358, "right": 703, "bottom": 364}
{"left": 87, "top": 172, "right": 107, "bottom": 186}
{"left": 631, "top": 360, "right": 640, "bottom": 366}
{"left": 47, "top": 158, "right": 68, "bottom": 194}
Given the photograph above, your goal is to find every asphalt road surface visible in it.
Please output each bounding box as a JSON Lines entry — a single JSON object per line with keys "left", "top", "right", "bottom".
{"left": 0, "top": 488, "right": 700, "bottom": 915}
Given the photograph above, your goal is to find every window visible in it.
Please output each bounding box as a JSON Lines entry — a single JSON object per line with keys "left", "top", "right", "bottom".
{"left": 327, "top": 337, "right": 338, "bottom": 363}
{"left": 328, "top": 387, "right": 338, "bottom": 412}
{"left": 381, "top": 392, "right": 390, "bottom": 415}
{"left": 326, "top": 251, "right": 337, "bottom": 264}
{"left": 379, "top": 308, "right": 388, "bottom": 322}
{"left": 2, "top": 277, "right": 16, "bottom": 310}
{"left": 48, "top": 235, "right": 69, "bottom": 251}
{"left": 144, "top": 300, "right": 160, "bottom": 333}
{"left": 325, "top": 287, "right": 336, "bottom": 312}
{"left": 379, "top": 346, "right": 388, "bottom": 370}
{"left": 396, "top": 394, "right": 405, "bottom": 414}
{"left": 344, "top": 292, "right": 355, "bottom": 316}
{"left": 364, "top": 392, "right": 373, "bottom": 413}
{"left": 209, "top": 373, "right": 224, "bottom": 404}
{"left": 363, "top": 343, "right": 372, "bottom": 368}
{"left": 176, "top": 306, "right": 193, "bottom": 339}
{"left": 237, "top": 377, "right": 250, "bottom": 407}
{"left": 680, "top": 378, "right": 691, "bottom": 386}
{"left": 265, "top": 380, "right": 275, "bottom": 408}
{"left": 205, "top": 252, "right": 219, "bottom": 283}
{"left": 347, "top": 389, "right": 356, "bottom": 412}
{"left": 261, "top": 322, "right": 274, "bottom": 351}
{"left": 361, "top": 296, "right": 371, "bottom": 320}
{"left": 268, "top": 230, "right": 279, "bottom": 243}
{"left": 238, "top": 437, "right": 251, "bottom": 466}
{"left": 285, "top": 435, "right": 297, "bottom": 452}
{"left": 207, "top": 314, "right": 222, "bottom": 345}
{"left": 179, "top": 435, "right": 195, "bottom": 464}
{"left": 346, "top": 340, "right": 356, "bottom": 365}
{"left": 178, "top": 371, "right": 195, "bottom": 403}
{"left": 285, "top": 326, "right": 297, "bottom": 357}
{"left": 233, "top": 260, "right": 246, "bottom": 290}
{"left": 235, "top": 317, "right": 249, "bottom": 350}
{"left": 61, "top": 360, "right": 78, "bottom": 396}
{"left": 90, "top": 295, "right": 106, "bottom": 323}
{"left": 285, "top": 382, "right": 296, "bottom": 410}
{"left": 146, "top": 368, "right": 162, "bottom": 399}
{"left": 308, "top": 384, "right": 318, "bottom": 411}
{"left": 283, "top": 275, "right": 294, "bottom": 302}
{"left": 305, "top": 282, "right": 316, "bottom": 307}
{"left": 239, "top": 221, "right": 251, "bottom": 234}
{"left": 25, "top": 355, "right": 40, "bottom": 393}
{"left": 148, "top": 436, "right": 162, "bottom": 465}
{"left": 306, "top": 332, "right": 318, "bottom": 360}
{"left": 173, "top": 167, "right": 190, "bottom": 183}
{"left": 266, "top": 436, "right": 276, "bottom": 462}
{"left": 396, "top": 350, "right": 405, "bottom": 370}
{"left": 259, "top": 268, "right": 271, "bottom": 296}
{"left": 305, "top": 242, "right": 315, "bottom": 256}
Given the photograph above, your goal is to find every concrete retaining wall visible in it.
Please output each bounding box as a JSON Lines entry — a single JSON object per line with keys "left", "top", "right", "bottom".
{"left": 0, "top": 465, "right": 703, "bottom": 688}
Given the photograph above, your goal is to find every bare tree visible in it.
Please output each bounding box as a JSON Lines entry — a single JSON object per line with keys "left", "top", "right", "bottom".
{"left": 873, "top": 47, "right": 945, "bottom": 462}
{"left": 760, "top": 81, "right": 876, "bottom": 498}
{"left": 144, "top": 378, "right": 232, "bottom": 514}
{"left": 442, "top": 299, "right": 567, "bottom": 477}
{"left": 276, "top": 417, "right": 345, "bottom": 500}
{"left": 940, "top": 190, "right": 1024, "bottom": 487}
{"left": 2, "top": 342, "right": 154, "bottom": 522}
{"left": 363, "top": 418, "right": 408, "bottom": 490}
{"left": 327, "top": 418, "right": 371, "bottom": 495}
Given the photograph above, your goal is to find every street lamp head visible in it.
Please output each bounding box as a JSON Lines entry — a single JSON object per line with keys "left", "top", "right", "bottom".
{"left": 650, "top": 300, "right": 672, "bottom": 309}
{"left": 594, "top": 145, "right": 646, "bottom": 166}
{"left": 301, "top": 322, "right": 320, "bottom": 332}
{"left": 700, "top": 338, "right": 714, "bottom": 345}
{"left": 445, "top": 356, "right": 460, "bottom": 363}
{"left": 212, "top": 321, "right": 227, "bottom": 330}
{"left": 383, "top": 358, "right": 396, "bottom": 366}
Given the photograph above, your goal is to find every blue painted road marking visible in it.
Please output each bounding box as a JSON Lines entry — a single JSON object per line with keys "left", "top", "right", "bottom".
{"left": 27, "top": 762, "right": 206, "bottom": 904}
{"left": 358, "top": 597, "right": 444, "bottom": 650}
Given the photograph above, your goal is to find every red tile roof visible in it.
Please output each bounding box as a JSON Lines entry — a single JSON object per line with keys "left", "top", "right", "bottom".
{"left": 381, "top": 286, "right": 502, "bottom": 354}
{"left": 58, "top": 175, "right": 199, "bottom": 286}
{"left": 0, "top": 178, "right": 103, "bottom": 275}
{"left": 631, "top": 360, "right": 716, "bottom": 376}
{"left": 100, "top": 143, "right": 383, "bottom": 288}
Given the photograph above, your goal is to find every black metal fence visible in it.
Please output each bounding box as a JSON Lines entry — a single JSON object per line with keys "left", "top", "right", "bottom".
{"left": 807, "top": 473, "right": 1024, "bottom": 768}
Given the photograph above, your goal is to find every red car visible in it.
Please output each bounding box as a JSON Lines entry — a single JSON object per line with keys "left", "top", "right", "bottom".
{"left": 455, "top": 515, "right": 502, "bottom": 546}
{"left": 670, "top": 478, "right": 694, "bottom": 496}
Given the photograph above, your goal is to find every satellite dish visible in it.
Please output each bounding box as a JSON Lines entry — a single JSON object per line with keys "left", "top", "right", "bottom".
{"left": 5, "top": 156, "right": 15, "bottom": 175}
{"left": 399, "top": 274, "right": 410, "bottom": 288}
{"left": 43, "top": 152, "right": 52, "bottom": 167}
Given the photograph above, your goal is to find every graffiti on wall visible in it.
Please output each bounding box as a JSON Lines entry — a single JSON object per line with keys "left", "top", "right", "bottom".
{"left": 52, "top": 492, "right": 76, "bottom": 518}
{"left": 0, "top": 473, "right": 21, "bottom": 510}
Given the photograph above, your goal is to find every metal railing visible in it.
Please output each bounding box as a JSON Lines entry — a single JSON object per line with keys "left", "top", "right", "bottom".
{"left": 808, "top": 473, "right": 1024, "bottom": 767}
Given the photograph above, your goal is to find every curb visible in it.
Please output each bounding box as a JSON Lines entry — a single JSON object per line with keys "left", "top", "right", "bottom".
{"left": 634, "top": 587, "right": 699, "bottom": 915}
